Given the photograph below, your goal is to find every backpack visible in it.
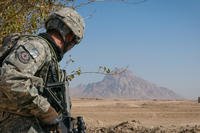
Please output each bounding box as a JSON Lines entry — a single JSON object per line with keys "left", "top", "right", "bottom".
{"left": 0, "top": 33, "right": 20, "bottom": 67}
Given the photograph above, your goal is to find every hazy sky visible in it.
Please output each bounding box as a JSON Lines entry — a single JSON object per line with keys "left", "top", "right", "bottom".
{"left": 60, "top": 0, "right": 200, "bottom": 99}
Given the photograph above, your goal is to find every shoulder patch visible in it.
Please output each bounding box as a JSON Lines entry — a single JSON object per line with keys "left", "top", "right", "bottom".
{"left": 18, "top": 51, "right": 30, "bottom": 64}
{"left": 3, "top": 36, "right": 50, "bottom": 75}
{"left": 23, "top": 43, "right": 40, "bottom": 59}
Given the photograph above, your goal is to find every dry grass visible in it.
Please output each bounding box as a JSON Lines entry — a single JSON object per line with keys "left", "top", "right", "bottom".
{"left": 71, "top": 98, "right": 200, "bottom": 129}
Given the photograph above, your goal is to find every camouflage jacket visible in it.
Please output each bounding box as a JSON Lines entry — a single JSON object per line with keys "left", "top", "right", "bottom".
{"left": 0, "top": 34, "right": 67, "bottom": 118}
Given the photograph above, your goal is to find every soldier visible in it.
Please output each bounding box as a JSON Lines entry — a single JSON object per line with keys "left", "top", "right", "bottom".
{"left": 0, "top": 7, "right": 84, "bottom": 133}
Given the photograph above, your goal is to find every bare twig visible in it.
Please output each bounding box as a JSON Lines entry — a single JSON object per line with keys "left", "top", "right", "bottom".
{"left": 84, "top": 9, "right": 96, "bottom": 20}
{"left": 74, "top": 0, "right": 148, "bottom": 8}
{"left": 119, "top": 0, "right": 148, "bottom": 5}
{"left": 74, "top": 0, "right": 98, "bottom": 9}
{"left": 66, "top": 66, "right": 128, "bottom": 81}
{"left": 79, "top": 68, "right": 127, "bottom": 76}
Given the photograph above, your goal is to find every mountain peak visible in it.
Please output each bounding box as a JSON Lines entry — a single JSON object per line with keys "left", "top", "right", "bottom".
{"left": 70, "top": 68, "right": 182, "bottom": 100}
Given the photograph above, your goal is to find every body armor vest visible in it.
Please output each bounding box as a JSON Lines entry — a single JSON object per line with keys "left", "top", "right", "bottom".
{"left": 35, "top": 38, "right": 70, "bottom": 113}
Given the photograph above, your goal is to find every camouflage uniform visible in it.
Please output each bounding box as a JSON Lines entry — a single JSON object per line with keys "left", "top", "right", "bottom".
{"left": 0, "top": 34, "right": 69, "bottom": 132}
{"left": 0, "top": 7, "right": 84, "bottom": 133}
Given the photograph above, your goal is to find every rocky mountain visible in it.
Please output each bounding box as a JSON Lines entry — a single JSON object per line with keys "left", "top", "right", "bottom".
{"left": 70, "top": 68, "right": 182, "bottom": 99}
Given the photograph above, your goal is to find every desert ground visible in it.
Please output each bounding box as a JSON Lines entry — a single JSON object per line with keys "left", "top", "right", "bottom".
{"left": 71, "top": 98, "right": 200, "bottom": 133}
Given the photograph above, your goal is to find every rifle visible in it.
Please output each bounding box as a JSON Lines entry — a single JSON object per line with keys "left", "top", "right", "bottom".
{"left": 43, "top": 81, "right": 86, "bottom": 133}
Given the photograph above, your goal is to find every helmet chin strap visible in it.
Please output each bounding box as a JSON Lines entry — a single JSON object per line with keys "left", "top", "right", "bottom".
{"left": 56, "top": 24, "right": 73, "bottom": 52}
{"left": 63, "top": 41, "right": 70, "bottom": 52}
{"left": 63, "top": 39, "right": 76, "bottom": 52}
{"left": 46, "top": 19, "right": 80, "bottom": 53}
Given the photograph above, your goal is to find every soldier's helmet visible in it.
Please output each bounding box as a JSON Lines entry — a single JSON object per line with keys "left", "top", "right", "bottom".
{"left": 45, "top": 7, "right": 85, "bottom": 45}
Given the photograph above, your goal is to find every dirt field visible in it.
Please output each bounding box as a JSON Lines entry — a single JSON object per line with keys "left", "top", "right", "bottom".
{"left": 71, "top": 98, "right": 200, "bottom": 133}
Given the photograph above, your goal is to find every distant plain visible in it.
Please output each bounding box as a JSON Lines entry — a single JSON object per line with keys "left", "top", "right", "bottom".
{"left": 72, "top": 98, "right": 200, "bottom": 132}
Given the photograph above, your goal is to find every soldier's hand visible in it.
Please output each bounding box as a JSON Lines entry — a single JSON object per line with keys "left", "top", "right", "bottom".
{"left": 38, "top": 106, "right": 59, "bottom": 125}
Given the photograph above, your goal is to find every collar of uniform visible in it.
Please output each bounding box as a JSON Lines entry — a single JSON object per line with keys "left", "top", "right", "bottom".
{"left": 38, "top": 33, "right": 63, "bottom": 61}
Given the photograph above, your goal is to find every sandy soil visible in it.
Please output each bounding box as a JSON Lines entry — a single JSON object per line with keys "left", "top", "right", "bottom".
{"left": 71, "top": 98, "right": 200, "bottom": 133}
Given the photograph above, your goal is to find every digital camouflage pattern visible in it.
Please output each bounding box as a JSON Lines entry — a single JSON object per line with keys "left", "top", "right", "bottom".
{"left": 0, "top": 35, "right": 63, "bottom": 132}
{"left": 0, "top": 35, "right": 52, "bottom": 113}
{"left": 0, "top": 6, "right": 84, "bottom": 132}
{"left": 45, "top": 7, "right": 85, "bottom": 44}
